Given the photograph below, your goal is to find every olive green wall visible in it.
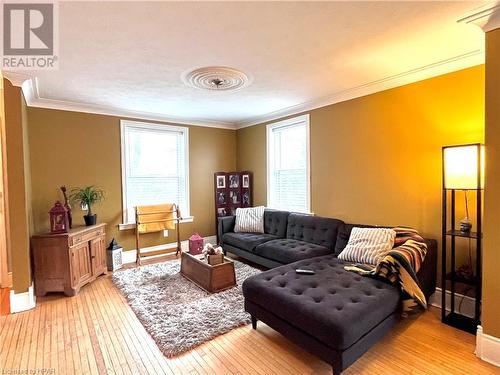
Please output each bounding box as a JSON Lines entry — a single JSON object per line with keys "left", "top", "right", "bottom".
{"left": 237, "top": 66, "right": 485, "bottom": 279}
{"left": 482, "top": 28, "right": 500, "bottom": 339}
{"left": 27, "top": 108, "right": 236, "bottom": 252}
{"left": 3, "top": 79, "right": 32, "bottom": 293}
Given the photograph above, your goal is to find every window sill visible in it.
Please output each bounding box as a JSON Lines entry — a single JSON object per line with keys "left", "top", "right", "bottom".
{"left": 118, "top": 216, "right": 194, "bottom": 231}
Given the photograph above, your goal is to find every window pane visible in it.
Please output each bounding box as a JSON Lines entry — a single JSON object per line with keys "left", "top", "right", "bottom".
{"left": 273, "top": 169, "right": 307, "bottom": 212}
{"left": 268, "top": 119, "right": 309, "bottom": 213}
{"left": 274, "top": 126, "right": 306, "bottom": 170}
{"left": 128, "top": 129, "right": 180, "bottom": 176}
{"left": 123, "top": 123, "right": 188, "bottom": 223}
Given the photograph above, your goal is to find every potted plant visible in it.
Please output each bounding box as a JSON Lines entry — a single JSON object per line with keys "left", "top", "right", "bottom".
{"left": 69, "top": 186, "right": 105, "bottom": 226}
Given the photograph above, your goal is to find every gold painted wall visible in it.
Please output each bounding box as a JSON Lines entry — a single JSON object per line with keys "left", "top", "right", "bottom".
{"left": 237, "top": 66, "right": 485, "bottom": 274}
{"left": 236, "top": 125, "right": 267, "bottom": 206}
{"left": 483, "top": 28, "right": 500, "bottom": 338}
{"left": 27, "top": 108, "right": 236, "bottom": 252}
{"left": 3, "top": 80, "right": 32, "bottom": 293}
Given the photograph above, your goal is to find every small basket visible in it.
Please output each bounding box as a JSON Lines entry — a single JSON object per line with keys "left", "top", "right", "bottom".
{"left": 207, "top": 253, "right": 224, "bottom": 266}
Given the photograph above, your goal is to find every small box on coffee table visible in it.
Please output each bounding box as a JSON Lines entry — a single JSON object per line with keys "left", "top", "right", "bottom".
{"left": 207, "top": 253, "right": 224, "bottom": 265}
{"left": 180, "top": 251, "right": 236, "bottom": 293}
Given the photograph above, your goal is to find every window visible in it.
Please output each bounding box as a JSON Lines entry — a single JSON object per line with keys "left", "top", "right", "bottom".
{"left": 121, "top": 120, "right": 189, "bottom": 224}
{"left": 267, "top": 114, "right": 310, "bottom": 213}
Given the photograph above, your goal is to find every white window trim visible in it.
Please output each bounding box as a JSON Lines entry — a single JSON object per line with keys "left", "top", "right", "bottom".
{"left": 266, "top": 114, "right": 311, "bottom": 213}
{"left": 120, "top": 119, "right": 191, "bottom": 227}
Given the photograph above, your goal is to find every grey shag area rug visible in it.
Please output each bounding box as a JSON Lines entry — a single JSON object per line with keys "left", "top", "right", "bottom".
{"left": 112, "top": 259, "right": 261, "bottom": 357}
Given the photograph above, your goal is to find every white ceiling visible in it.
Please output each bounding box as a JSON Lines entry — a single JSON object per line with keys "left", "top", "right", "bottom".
{"left": 10, "top": 1, "right": 490, "bottom": 128}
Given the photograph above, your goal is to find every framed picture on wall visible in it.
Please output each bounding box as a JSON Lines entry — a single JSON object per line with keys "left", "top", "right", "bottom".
{"left": 230, "top": 190, "right": 240, "bottom": 204}
{"left": 242, "top": 191, "right": 250, "bottom": 205}
{"left": 242, "top": 174, "right": 250, "bottom": 188}
{"left": 217, "top": 191, "right": 226, "bottom": 205}
{"left": 217, "top": 207, "right": 227, "bottom": 217}
{"left": 216, "top": 175, "right": 226, "bottom": 189}
{"left": 229, "top": 174, "right": 240, "bottom": 188}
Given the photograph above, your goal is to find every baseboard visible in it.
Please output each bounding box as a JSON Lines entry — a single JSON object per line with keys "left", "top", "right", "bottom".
{"left": 429, "top": 287, "right": 476, "bottom": 318}
{"left": 476, "top": 326, "right": 500, "bottom": 367}
{"left": 122, "top": 235, "right": 217, "bottom": 264}
{"left": 10, "top": 284, "right": 36, "bottom": 313}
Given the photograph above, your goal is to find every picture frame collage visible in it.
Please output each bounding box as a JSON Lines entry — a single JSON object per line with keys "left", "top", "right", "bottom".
{"left": 214, "top": 171, "right": 252, "bottom": 240}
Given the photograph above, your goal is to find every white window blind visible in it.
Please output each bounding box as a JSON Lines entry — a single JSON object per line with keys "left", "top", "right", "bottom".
{"left": 267, "top": 115, "right": 310, "bottom": 213}
{"left": 121, "top": 120, "right": 189, "bottom": 224}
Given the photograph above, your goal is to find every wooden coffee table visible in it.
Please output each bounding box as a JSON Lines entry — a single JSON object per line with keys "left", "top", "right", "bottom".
{"left": 180, "top": 251, "right": 236, "bottom": 293}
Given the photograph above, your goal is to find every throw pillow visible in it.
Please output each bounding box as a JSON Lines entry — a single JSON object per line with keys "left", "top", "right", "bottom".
{"left": 338, "top": 227, "right": 396, "bottom": 265}
{"left": 234, "top": 206, "right": 265, "bottom": 233}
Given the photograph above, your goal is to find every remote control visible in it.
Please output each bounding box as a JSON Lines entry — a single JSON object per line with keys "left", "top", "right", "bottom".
{"left": 295, "top": 269, "right": 315, "bottom": 275}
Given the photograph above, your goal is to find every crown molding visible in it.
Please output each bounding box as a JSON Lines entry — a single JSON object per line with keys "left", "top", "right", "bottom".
{"left": 458, "top": 2, "right": 500, "bottom": 32}
{"left": 235, "top": 50, "right": 484, "bottom": 129}
{"left": 22, "top": 78, "right": 236, "bottom": 130}
{"left": 6, "top": 49, "right": 484, "bottom": 131}
{"left": 2, "top": 71, "right": 32, "bottom": 87}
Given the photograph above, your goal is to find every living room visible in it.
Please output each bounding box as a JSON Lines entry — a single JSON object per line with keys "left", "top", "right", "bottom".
{"left": 1, "top": 1, "right": 500, "bottom": 374}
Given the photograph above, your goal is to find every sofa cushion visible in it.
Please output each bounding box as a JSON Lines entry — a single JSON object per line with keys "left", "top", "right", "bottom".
{"left": 222, "top": 232, "right": 278, "bottom": 252}
{"left": 254, "top": 239, "right": 332, "bottom": 264}
{"left": 286, "top": 214, "right": 343, "bottom": 251}
{"left": 264, "top": 209, "right": 290, "bottom": 237}
{"left": 234, "top": 206, "right": 265, "bottom": 233}
{"left": 242, "top": 255, "right": 400, "bottom": 350}
{"left": 334, "top": 223, "right": 378, "bottom": 255}
{"left": 338, "top": 227, "right": 396, "bottom": 265}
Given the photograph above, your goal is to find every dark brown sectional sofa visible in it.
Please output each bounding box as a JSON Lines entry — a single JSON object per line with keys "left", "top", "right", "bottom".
{"left": 218, "top": 209, "right": 437, "bottom": 374}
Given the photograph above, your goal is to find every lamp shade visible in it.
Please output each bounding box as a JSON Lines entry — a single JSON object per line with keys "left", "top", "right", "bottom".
{"left": 443, "top": 144, "right": 484, "bottom": 189}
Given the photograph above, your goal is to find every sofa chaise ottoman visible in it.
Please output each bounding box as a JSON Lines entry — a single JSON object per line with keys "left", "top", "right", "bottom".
{"left": 243, "top": 255, "right": 401, "bottom": 374}
{"left": 222, "top": 209, "right": 437, "bottom": 374}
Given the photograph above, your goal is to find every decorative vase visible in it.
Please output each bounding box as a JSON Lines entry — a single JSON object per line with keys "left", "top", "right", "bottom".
{"left": 84, "top": 214, "right": 97, "bottom": 226}
{"left": 460, "top": 218, "right": 472, "bottom": 234}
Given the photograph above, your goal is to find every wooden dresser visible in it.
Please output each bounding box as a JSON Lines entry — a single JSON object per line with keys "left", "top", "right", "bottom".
{"left": 31, "top": 223, "right": 107, "bottom": 296}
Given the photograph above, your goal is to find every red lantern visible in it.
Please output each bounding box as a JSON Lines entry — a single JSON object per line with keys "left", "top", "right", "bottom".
{"left": 49, "top": 201, "right": 70, "bottom": 234}
{"left": 189, "top": 233, "right": 204, "bottom": 255}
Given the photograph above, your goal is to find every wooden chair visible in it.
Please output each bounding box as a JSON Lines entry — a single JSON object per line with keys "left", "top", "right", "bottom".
{"left": 135, "top": 203, "right": 182, "bottom": 265}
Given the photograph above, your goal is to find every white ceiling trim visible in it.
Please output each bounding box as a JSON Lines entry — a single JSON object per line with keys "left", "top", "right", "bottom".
{"left": 2, "top": 71, "right": 32, "bottom": 87}
{"left": 235, "top": 49, "right": 484, "bottom": 129}
{"left": 3, "top": 49, "right": 485, "bottom": 131}
{"left": 458, "top": 2, "right": 500, "bottom": 32}
{"left": 19, "top": 76, "right": 236, "bottom": 130}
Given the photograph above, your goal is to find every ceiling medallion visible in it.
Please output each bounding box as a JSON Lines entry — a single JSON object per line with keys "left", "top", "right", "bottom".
{"left": 182, "top": 66, "right": 250, "bottom": 91}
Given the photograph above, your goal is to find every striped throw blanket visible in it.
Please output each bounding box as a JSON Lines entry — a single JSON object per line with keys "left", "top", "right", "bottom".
{"left": 344, "top": 227, "right": 428, "bottom": 314}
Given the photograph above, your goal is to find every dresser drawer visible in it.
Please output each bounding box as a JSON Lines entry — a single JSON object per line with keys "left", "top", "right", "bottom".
{"left": 69, "top": 227, "right": 105, "bottom": 246}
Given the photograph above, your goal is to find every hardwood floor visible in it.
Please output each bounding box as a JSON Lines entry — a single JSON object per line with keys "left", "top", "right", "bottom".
{"left": 0, "top": 273, "right": 498, "bottom": 375}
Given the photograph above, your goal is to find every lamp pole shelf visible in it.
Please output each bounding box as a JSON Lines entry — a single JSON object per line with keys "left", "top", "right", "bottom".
{"left": 441, "top": 143, "right": 483, "bottom": 335}
{"left": 445, "top": 230, "right": 480, "bottom": 239}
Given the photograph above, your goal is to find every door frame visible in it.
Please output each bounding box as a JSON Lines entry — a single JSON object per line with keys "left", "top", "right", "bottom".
{"left": 0, "top": 83, "right": 12, "bottom": 288}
